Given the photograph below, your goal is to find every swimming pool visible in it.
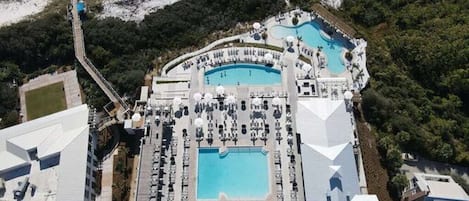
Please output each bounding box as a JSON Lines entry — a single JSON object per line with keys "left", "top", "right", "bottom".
{"left": 204, "top": 63, "right": 281, "bottom": 86}
{"left": 197, "top": 147, "right": 269, "bottom": 200}
{"left": 271, "top": 21, "right": 350, "bottom": 74}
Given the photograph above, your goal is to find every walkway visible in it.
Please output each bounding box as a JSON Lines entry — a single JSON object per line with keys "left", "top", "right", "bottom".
{"left": 70, "top": 0, "right": 129, "bottom": 118}
{"left": 161, "top": 34, "right": 246, "bottom": 76}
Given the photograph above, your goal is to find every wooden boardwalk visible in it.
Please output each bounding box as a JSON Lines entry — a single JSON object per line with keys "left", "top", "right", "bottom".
{"left": 312, "top": 4, "right": 356, "bottom": 37}
{"left": 70, "top": 0, "right": 129, "bottom": 118}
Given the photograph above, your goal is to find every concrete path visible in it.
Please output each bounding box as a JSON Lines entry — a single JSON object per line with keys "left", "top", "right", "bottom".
{"left": 401, "top": 156, "right": 469, "bottom": 183}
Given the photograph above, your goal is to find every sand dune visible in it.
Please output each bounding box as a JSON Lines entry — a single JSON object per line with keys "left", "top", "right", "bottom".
{"left": 0, "top": 0, "right": 51, "bottom": 27}
{"left": 99, "top": 0, "right": 179, "bottom": 22}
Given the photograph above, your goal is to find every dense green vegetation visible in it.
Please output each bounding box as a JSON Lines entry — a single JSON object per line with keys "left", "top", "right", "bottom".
{"left": 316, "top": 0, "right": 468, "bottom": 197}
{"left": 0, "top": 0, "right": 286, "bottom": 128}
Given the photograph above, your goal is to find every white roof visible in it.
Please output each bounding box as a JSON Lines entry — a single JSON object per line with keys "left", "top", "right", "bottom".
{"left": 351, "top": 195, "right": 379, "bottom": 201}
{"left": 414, "top": 173, "right": 469, "bottom": 201}
{"left": 296, "top": 99, "right": 353, "bottom": 147}
{"left": 297, "top": 99, "right": 368, "bottom": 201}
{"left": 301, "top": 143, "right": 360, "bottom": 201}
{"left": 0, "top": 105, "right": 91, "bottom": 201}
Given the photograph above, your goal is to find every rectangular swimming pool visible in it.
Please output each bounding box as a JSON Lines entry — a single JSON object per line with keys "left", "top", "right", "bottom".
{"left": 197, "top": 147, "right": 269, "bottom": 200}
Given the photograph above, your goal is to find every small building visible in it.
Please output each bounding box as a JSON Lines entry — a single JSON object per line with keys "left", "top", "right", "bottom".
{"left": 402, "top": 173, "right": 469, "bottom": 201}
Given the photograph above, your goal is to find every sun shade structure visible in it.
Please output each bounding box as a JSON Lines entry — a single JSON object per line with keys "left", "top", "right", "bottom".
{"left": 216, "top": 86, "right": 225, "bottom": 96}
{"left": 131, "top": 113, "right": 142, "bottom": 121}
{"left": 303, "top": 63, "right": 312, "bottom": 72}
{"left": 204, "top": 93, "right": 213, "bottom": 102}
{"left": 344, "top": 91, "right": 353, "bottom": 100}
{"left": 193, "top": 92, "right": 202, "bottom": 102}
{"left": 286, "top": 35, "right": 295, "bottom": 43}
{"left": 252, "top": 97, "right": 262, "bottom": 106}
{"left": 253, "top": 22, "right": 261, "bottom": 30}
{"left": 194, "top": 118, "right": 204, "bottom": 128}
{"left": 272, "top": 97, "right": 281, "bottom": 106}
{"left": 225, "top": 95, "right": 236, "bottom": 105}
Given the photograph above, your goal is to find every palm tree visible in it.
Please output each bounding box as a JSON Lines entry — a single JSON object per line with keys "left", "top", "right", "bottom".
{"left": 296, "top": 36, "right": 302, "bottom": 52}
{"left": 261, "top": 32, "right": 268, "bottom": 46}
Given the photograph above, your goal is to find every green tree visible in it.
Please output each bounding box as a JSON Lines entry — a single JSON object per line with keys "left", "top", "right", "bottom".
{"left": 390, "top": 174, "right": 409, "bottom": 197}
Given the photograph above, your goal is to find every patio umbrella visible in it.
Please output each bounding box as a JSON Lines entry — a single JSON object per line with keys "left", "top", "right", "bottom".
{"left": 131, "top": 113, "right": 141, "bottom": 122}
{"left": 204, "top": 93, "right": 213, "bottom": 103}
{"left": 302, "top": 63, "right": 312, "bottom": 72}
{"left": 272, "top": 97, "right": 281, "bottom": 106}
{"left": 252, "top": 22, "right": 261, "bottom": 30}
{"left": 193, "top": 92, "right": 202, "bottom": 102}
{"left": 194, "top": 118, "right": 204, "bottom": 128}
{"left": 286, "top": 35, "right": 295, "bottom": 43}
{"left": 252, "top": 97, "right": 262, "bottom": 106}
{"left": 264, "top": 53, "right": 273, "bottom": 61}
{"left": 216, "top": 86, "right": 225, "bottom": 96}
{"left": 344, "top": 91, "right": 353, "bottom": 100}
{"left": 226, "top": 95, "right": 236, "bottom": 105}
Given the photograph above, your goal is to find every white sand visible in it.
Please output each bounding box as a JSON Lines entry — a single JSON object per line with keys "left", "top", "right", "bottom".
{"left": 0, "top": 0, "right": 51, "bottom": 27}
{"left": 99, "top": 0, "right": 179, "bottom": 22}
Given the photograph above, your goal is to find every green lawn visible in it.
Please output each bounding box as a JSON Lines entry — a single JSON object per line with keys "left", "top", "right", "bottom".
{"left": 25, "top": 82, "right": 67, "bottom": 120}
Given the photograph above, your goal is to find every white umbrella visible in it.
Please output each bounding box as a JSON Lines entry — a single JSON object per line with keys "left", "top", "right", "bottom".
{"left": 216, "top": 86, "right": 225, "bottom": 96}
{"left": 226, "top": 95, "right": 236, "bottom": 105}
{"left": 286, "top": 35, "right": 295, "bottom": 43}
{"left": 344, "top": 91, "right": 353, "bottom": 100}
{"left": 194, "top": 118, "right": 204, "bottom": 128}
{"left": 252, "top": 22, "right": 261, "bottom": 30}
{"left": 252, "top": 97, "right": 262, "bottom": 106}
{"left": 264, "top": 53, "right": 273, "bottom": 61}
{"left": 272, "top": 97, "right": 281, "bottom": 106}
{"left": 302, "top": 63, "right": 312, "bottom": 72}
{"left": 204, "top": 93, "right": 213, "bottom": 103}
{"left": 131, "top": 113, "right": 141, "bottom": 122}
{"left": 173, "top": 97, "right": 182, "bottom": 106}
{"left": 193, "top": 92, "right": 202, "bottom": 102}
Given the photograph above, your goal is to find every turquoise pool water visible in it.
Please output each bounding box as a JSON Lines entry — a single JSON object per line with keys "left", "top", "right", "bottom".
{"left": 204, "top": 63, "right": 281, "bottom": 86}
{"left": 271, "top": 21, "right": 349, "bottom": 74}
{"left": 197, "top": 147, "right": 269, "bottom": 200}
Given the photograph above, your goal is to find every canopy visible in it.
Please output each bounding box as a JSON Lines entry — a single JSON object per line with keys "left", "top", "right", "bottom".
{"left": 303, "top": 63, "right": 312, "bottom": 72}
{"left": 204, "top": 93, "right": 213, "bottom": 102}
{"left": 272, "top": 97, "right": 281, "bottom": 106}
{"left": 344, "top": 91, "right": 353, "bottom": 100}
{"left": 253, "top": 22, "right": 261, "bottom": 30}
{"left": 173, "top": 97, "right": 182, "bottom": 106}
{"left": 226, "top": 95, "right": 236, "bottom": 105}
{"left": 216, "top": 86, "right": 225, "bottom": 95}
{"left": 131, "top": 113, "right": 141, "bottom": 122}
{"left": 264, "top": 53, "right": 273, "bottom": 61}
{"left": 252, "top": 97, "right": 262, "bottom": 106}
{"left": 194, "top": 118, "right": 204, "bottom": 128}
{"left": 286, "top": 35, "right": 295, "bottom": 42}
{"left": 193, "top": 92, "right": 202, "bottom": 102}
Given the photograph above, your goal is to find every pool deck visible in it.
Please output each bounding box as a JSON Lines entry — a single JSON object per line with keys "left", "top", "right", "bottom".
{"left": 135, "top": 8, "right": 370, "bottom": 201}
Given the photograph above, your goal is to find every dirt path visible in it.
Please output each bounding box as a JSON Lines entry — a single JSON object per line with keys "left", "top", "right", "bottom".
{"left": 354, "top": 105, "right": 394, "bottom": 201}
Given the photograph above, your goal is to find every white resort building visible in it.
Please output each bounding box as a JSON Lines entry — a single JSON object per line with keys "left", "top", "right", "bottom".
{"left": 402, "top": 173, "right": 469, "bottom": 201}
{"left": 0, "top": 105, "right": 97, "bottom": 201}
{"left": 133, "top": 7, "right": 376, "bottom": 201}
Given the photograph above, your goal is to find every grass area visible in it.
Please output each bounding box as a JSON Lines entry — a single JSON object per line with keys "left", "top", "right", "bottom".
{"left": 25, "top": 81, "right": 66, "bottom": 120}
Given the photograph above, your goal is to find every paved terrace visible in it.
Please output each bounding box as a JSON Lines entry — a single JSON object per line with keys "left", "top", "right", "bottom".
{"left": 19, "top": 70, "right": 82, "bottom": 122}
